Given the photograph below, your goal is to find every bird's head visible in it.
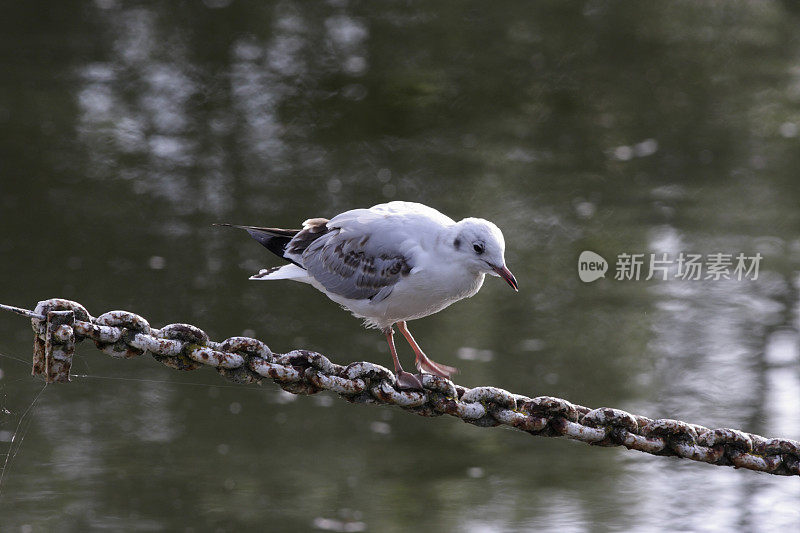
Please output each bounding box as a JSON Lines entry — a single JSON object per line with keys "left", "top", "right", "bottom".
{"left": 451, "top": 218, "right": 518, "bottom": 291}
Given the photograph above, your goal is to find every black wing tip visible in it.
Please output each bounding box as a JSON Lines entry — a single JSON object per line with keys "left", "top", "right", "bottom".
{"left": 213, "top": 223, "right": 243, "bottom": 229}
{"left": 218, "top": 224, "right": 298, "bottom": 262}
{"left": 214, "top": 224, "right": 301, "bottom": 237}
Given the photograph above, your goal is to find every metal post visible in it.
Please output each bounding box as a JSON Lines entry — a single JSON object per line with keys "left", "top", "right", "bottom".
{"left": 36, "top": 310, "right": 76, "bottom": 383}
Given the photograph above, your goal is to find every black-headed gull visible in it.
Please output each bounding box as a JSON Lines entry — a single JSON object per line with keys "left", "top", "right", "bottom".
{"left": 218, "top": 201, "right": 518, "bottom": 389}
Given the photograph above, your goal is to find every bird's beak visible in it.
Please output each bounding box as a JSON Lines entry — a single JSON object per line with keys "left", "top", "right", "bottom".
{"left": 492, "top": 264, "right": 519, "bottom": 292}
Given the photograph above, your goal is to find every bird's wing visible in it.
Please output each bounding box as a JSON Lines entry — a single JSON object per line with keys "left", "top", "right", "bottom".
{"left": 300, "top": 219, "right": 415, "bottom": 302}
{"left": 328, "top": 201, "right": 456, "bottom": 229}
{"left": 282, "top": 218, "right": 330, "bottom": 265}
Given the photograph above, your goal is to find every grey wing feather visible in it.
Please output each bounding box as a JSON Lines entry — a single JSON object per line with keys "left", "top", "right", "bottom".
{"left": 302, "top": 231, "right": 411, "bottom": 301}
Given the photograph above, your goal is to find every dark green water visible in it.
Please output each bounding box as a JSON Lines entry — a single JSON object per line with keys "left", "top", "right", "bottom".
{"left": 1, "top": 1, "right": 799, "bottom": 531}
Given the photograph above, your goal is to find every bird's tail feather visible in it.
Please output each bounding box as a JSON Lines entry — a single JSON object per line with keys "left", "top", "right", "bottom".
{"left": 249, "top": 264, "right": 308, "bottom": 281}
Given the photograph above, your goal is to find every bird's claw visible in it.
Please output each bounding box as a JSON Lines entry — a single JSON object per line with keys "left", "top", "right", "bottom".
{"left": 395, "top": 371, "right": 425, "bottom": 391}
{"left": 415, "top": 358, "right": 458, "bottom": 379}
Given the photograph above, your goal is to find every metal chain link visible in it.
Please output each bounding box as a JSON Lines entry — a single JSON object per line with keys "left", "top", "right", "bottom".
{"left": 2, "top": 298, "right": 799, "bottom": 476}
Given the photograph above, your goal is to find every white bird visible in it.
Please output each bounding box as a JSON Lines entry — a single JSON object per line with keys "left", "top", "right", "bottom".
{"left": 218, "top": 201, "right": 518, "bottom": 389}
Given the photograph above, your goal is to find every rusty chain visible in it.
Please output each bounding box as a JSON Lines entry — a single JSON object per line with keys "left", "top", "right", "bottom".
{"left": 2, "top": 298, "right": 799, "bottom": 476}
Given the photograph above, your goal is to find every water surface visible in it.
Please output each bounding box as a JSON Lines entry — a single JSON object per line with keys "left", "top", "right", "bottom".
{"left": 1, "top": 1, "right": 799, "bottom": 531}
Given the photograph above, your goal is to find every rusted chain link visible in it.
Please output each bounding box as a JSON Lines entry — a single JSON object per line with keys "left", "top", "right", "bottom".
{"left": 3, "top": 298, "right": 799, "bottom": 476}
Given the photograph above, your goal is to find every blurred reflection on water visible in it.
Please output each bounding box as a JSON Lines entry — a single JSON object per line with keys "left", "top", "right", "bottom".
{"left": 1, "top": 1, "right": 799, "bottom": 531}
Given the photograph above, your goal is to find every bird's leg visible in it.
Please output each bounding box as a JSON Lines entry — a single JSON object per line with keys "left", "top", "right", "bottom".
{"left": 383, "top": 326, "right": 424, "bottom": 390}
{"left": 397, "top": 321, "right": 458, "bottom": 379}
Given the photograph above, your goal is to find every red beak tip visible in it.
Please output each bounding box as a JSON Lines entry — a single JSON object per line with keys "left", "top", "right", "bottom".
{"left": 493, "top": 265, "right": 518, "bottom": 292}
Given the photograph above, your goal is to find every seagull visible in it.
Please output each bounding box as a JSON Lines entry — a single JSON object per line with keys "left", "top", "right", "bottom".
{"left": 217, "top": 201, "right": 518, "bottom": 390}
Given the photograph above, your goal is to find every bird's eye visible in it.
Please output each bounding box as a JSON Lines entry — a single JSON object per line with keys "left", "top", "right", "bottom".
{"left": 473, "top": 242, "right": 485, "bottom": 254}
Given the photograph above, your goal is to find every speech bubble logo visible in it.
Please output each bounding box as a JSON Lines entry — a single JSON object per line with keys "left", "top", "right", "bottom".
{"left": 578, "top": 251, "right": 608, "bottom": 282}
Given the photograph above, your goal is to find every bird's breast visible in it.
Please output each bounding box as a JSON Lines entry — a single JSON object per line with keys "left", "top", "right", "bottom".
{"left": 379, "top": 264, "right": 485, "bottom": 320}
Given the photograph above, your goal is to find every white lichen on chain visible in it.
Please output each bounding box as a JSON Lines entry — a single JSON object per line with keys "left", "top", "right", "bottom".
{"left": 3, "top": 298, "right": 799, "bottom": 476}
